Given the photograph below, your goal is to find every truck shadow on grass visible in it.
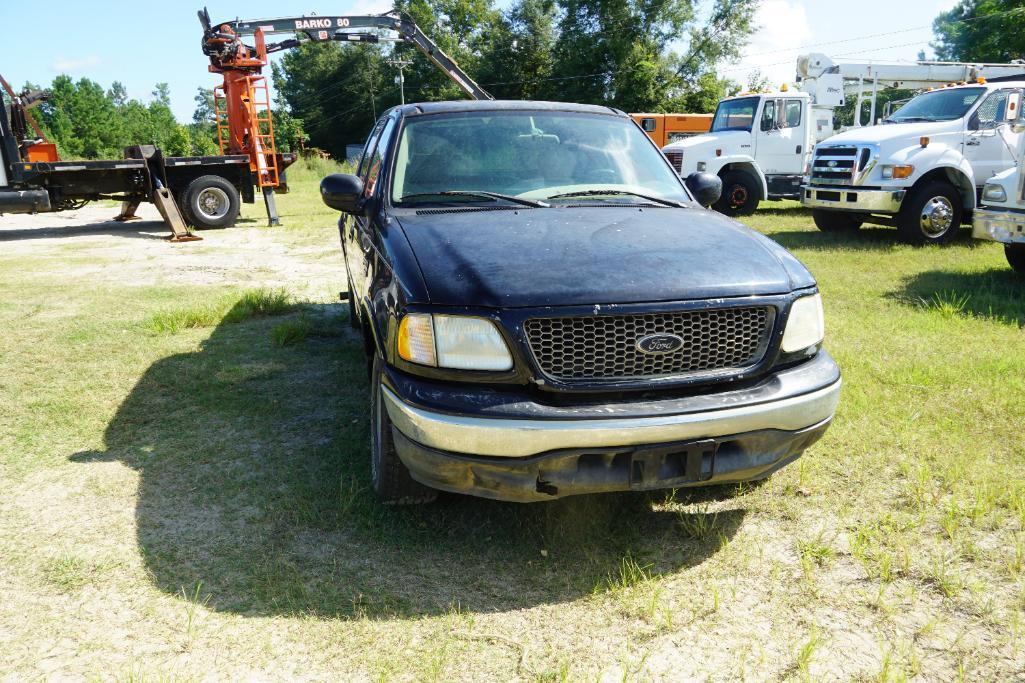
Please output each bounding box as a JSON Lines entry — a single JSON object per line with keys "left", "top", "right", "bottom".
{"left": 889, "top": 266, "right": 1025, "bottom": 326}
{"left": 70, "top": 301, "right": 747, "bottom": 619}
{"left": 0, "top": 217, "right": 169, "bottom": 242}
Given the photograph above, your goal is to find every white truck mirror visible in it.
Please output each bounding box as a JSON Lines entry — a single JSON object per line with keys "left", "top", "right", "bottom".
{"left": 1004, "top": 92, "right": 1021, "bottom": 123}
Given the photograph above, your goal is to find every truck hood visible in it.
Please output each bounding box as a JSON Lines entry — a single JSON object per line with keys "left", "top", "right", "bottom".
{"left": 395, "top": 206, "right": 813, "bottom": 307}
{"left": 820, "top": 120, "right": 963, "bottom": 147}
{"left": 664, "top": 129, "right": 752, "bottom": 153}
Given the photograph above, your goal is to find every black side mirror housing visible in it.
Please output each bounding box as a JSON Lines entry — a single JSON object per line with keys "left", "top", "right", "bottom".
{"left": 320, "top": 174, "right": 365, "bottom": 213}
{"left": 685, "top": 172, "right": 722, "bottom": 208}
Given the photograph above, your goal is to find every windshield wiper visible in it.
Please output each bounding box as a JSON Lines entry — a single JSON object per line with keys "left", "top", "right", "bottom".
{"left": 545, "top": 189, "right": 687, "bottom": 208}
{"left": 399, "top": 190, "right": 548, "bottom": 208}
{"left": 884, "top": 116, "right": 936, "bottom": 123}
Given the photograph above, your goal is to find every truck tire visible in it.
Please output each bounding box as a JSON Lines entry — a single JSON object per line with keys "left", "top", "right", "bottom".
{"left": 1006, "top": 244, "right": 1025, "bottom": 273}
{"left": 896, "top": 181, "right": 962, "bottom": 245}
{"left": 714, "top": 170, "right": 760, "bottom": 216}
{"left": 812, "top": 209, "right": 863, "bottom": 232}
{"left": 369, "top": 354, "right": 437, "bottom": 505}
{"left": 180, "top": 175, "right": 241, "bottom": 229}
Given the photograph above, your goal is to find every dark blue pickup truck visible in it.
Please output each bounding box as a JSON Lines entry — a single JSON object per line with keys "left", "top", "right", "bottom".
{"left": 321, "top": 100, "right": 841, "bottom": 504}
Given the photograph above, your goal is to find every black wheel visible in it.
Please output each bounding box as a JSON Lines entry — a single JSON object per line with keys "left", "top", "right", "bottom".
{"left": 713, "top": 170, "right": 760, "bottom": 216}
{"left": 180, "top": 175, "right": 241, "bottom": 229}
{"left": 369, "top": 355, "right": 437, "bottom": 505}
{"left": 1006, "top": 244, "right": 1025, "bottom": 273}
{"left": 812, "top": 209, "right": 863, "bottom": 232}
{"left": 896, "top": 181, "right": 963, "bottom": 245}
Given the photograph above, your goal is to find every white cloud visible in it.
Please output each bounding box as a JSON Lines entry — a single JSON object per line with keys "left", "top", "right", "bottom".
{"left": 51, "top": 54, "right": 101, "bottom": 73}
{"left": 723, "top": 0, "right": 812, "bottom": 88}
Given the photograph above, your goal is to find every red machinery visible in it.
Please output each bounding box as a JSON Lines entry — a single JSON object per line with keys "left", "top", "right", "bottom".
{"left": 198, "top": 7, "right": 492, "bottom": 225}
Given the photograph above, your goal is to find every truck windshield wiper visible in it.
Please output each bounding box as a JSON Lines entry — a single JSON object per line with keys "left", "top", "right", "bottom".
{"left": 883, "top": 116, "right": 936, "bottom": 123}
{"left": 399, "top": 190, "right": 549, "bottom": 208}
{"left": 546, "top": 189, "right": 687, "bottom": 208}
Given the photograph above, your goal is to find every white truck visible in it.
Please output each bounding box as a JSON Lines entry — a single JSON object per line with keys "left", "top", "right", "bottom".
{"left": 662, "top": 53, "right": 1025, "bottom": 217}
{"left": 971, "top": 117, "right": 1025, "bottom": 271}
{"left": 804, "top": 79, "right": 1025, "bottom": 244}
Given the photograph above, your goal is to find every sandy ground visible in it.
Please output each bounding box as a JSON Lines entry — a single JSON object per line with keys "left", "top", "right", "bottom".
{"left": 0, "top": 204, "right": 342, "bottom": 297}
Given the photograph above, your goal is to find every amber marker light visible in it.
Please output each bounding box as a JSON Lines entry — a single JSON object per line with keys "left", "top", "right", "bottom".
{"left": 397, "top": 314, "right": 437, "bottom": 366}
{"left": 920, "top": 136, "right": 930, "bottom": 148}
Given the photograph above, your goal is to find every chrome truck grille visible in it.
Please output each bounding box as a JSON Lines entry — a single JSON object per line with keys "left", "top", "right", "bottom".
{"left": 809, "top": 145, "right": 874, "bottom": 186}
{"left": 664, "top": 150, "right": 683, "bottom": 173}
{"left": 524, "top": 307, "right": 773, "bottom": 381}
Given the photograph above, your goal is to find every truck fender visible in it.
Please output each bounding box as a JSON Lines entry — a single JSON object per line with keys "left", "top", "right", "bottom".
{"left": 710, "top": 156, "right": 768, "bottom": 203}
{"left": 894, "top": 144, "right": 977, "bottom": 210}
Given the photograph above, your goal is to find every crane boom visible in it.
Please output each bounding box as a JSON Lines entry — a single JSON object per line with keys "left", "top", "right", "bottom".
{"left": 200, "top": 9, "right": 493, "bottom": 101}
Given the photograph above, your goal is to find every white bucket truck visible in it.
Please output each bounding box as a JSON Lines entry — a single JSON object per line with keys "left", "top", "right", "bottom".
{"left": 804, "top": 78, "right": 1025, "bottom": 244}
{"left": 663, "top": 53, "right": 1025, "bottom": 218}
{"left": 972, "top": 117, "right": 1025, "bottom": 271}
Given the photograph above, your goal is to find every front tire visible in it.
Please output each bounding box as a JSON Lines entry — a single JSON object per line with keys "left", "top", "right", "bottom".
{"left": 369, "top": 355, "right": 437, "bottom": 505}
{"left": 713, "top": 170, "right": 760, "bottom": 216}
{"left": 180, "top": 175, "right": 241, "bottom": 229}
{"left": 813, "top": 209, "right": 863, "bottom": 232}
{"left": 1006, "top": 244, "right": 1025, "bottom": 273}
{"left": 896, "top": 181, "right": 962, "bottom": 245}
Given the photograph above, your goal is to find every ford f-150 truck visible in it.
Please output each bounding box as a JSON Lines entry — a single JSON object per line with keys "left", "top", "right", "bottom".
{"left": 321, "top": 100, "right": 841, "bottom": 504}
{"left": 802, "top": 80, "right": 1025, "bottom": 244}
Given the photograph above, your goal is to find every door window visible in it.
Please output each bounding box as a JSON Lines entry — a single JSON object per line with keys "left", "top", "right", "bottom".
{"left": 973, "top": 90, "right": 1011, "bottom": 129}
{"left": 362, "top": 117, "right": 396, "bottom": 198}
{"left": 783, "top": 100, "right": 803, "bottom": 128}
{"left": 760, "top": 100, "right": 778, "bottom": 131}
{"left": 640, "top": 118, "right": 657, "bottom": 132}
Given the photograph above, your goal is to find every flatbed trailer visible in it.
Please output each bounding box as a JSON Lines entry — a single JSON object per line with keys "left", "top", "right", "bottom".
{"left": 1, "top": 78, "right": 296, "bottom": 240}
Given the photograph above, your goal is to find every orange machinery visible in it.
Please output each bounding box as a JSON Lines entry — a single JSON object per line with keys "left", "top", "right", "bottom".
{"left": 632, "top": 113, "right": 713, "bottom": 147}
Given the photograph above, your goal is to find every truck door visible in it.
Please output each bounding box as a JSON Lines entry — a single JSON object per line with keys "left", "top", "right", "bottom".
{"left": 755, "top": 98, "right": 805, "bottom": 176}
{"left": 345, "top": 117, "right": 389, "bottom": 305}
{"left": 964, "top": 89, "right": 1021, "bottom": 185}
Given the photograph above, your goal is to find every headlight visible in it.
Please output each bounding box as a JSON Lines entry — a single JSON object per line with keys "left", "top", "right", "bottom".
{"left": 696, "top": 161, "right": 706, "bottom": 172}
{"left": 881, "top": 164, "right": 914, "bottom": 180}
{"left": 781, "top": 294, "right": 825, "bottom": 353}
{"left": 983, "top": 183, "right": 1007, "bottom": 202}
{"left": 397, "top": 314, "right": 513, "bottom": 371}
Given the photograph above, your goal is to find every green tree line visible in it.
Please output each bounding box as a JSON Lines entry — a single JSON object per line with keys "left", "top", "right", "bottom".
{"left": 274, "top": 0, "right": 760, "bottom": 158}
{"left": 27, "top": 77, "right": 220, "bottom": 160}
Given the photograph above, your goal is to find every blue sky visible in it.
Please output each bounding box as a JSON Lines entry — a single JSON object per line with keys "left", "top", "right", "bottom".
{"left": 3, "top": 0, "right": 958, "bottom": 122}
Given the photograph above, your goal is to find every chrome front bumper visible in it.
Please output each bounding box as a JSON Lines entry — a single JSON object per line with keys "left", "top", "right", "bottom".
{"left": 801, "top": 186, "right": 905, "bottom": 213}
{"left": 972, "top": 207, "right": 1025, "bottom": 244}
{"left": 382, "top": 363, "right": 842, "bottom": 459}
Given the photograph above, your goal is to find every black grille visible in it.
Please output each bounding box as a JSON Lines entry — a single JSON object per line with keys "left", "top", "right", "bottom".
{"left": 524, "top": 308, "right": 772, "bottom": 381}
{"left": 664, "top": 150, "right": 683, "bottom": 173}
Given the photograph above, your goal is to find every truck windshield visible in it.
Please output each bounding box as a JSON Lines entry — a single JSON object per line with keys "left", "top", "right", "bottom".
{"left": 390, "top": 111, "right": 689, "bottom": 206}
{"left": 885, "top": 87, "right": 986, "bottom": 123}
{"left": 711, "top": 97, "right": 759, "bottom": 132}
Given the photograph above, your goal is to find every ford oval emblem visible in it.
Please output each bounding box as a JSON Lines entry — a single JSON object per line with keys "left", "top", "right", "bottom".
{"left": 636, "top": 333, "right": 684, "bottom": 355}
{"left": 827, "top": 160, "right": 837, "bottom": 167}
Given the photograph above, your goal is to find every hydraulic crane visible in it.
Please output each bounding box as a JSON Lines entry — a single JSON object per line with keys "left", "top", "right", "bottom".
{"left": 198, "top": 7, "right": 492, "bottom": 225}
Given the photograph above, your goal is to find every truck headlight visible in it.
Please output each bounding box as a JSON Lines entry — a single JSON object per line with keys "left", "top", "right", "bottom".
{"left": 982, "top": 183, "right": 1007, "bottom": 202}
{"left": 398, "top": 314, "right": 513, "bottom": 371}
{"left": 696, "top": 161, "right": 706, "bottom": 172}
{"left": 781, "top": 294, "right": 825, "bottom": 353}
{"left": 881, "top": 164, "right": 914, "bottom": 179}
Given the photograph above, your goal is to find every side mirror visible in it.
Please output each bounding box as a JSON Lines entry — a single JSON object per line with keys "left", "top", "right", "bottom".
{"left": 685, "top": 172, "right": 722, "bottom": 208}
{"left": 320, "top": 173, "right": 365, "bottom": 213}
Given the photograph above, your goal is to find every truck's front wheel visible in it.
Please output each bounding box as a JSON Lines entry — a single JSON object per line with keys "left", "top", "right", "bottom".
{"left": 896, "top": 182, "right": 963, "bottom": 245}
{"left": 369, "top": 355, "right": 437, "bottom": 505}
{"left": 1006, "top": 244, "right": 1025, "bottom": 273}
{"left": 812, "top": 209, "right": 863, "bottom": 232}
{"left": 180, "top": 175, "right": 241, "bottom": 229}
{"left": 714, "top": 170, "right": 760, "bottom": 216}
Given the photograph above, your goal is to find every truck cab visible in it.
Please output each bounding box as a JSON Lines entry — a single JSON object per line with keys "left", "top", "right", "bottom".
{"left": 661, "top": 91, "right": 815, "bottom": 215}
{"left": 802, "top": 81, "right": 1025, "bottom": 244}
{"left": 972, "top": 116, "right": 1025, "bottom": 272}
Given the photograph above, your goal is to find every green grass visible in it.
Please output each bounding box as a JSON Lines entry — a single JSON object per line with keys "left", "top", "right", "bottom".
{"left": 1, "top": 191, "right": 1023, "bottom": 679}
